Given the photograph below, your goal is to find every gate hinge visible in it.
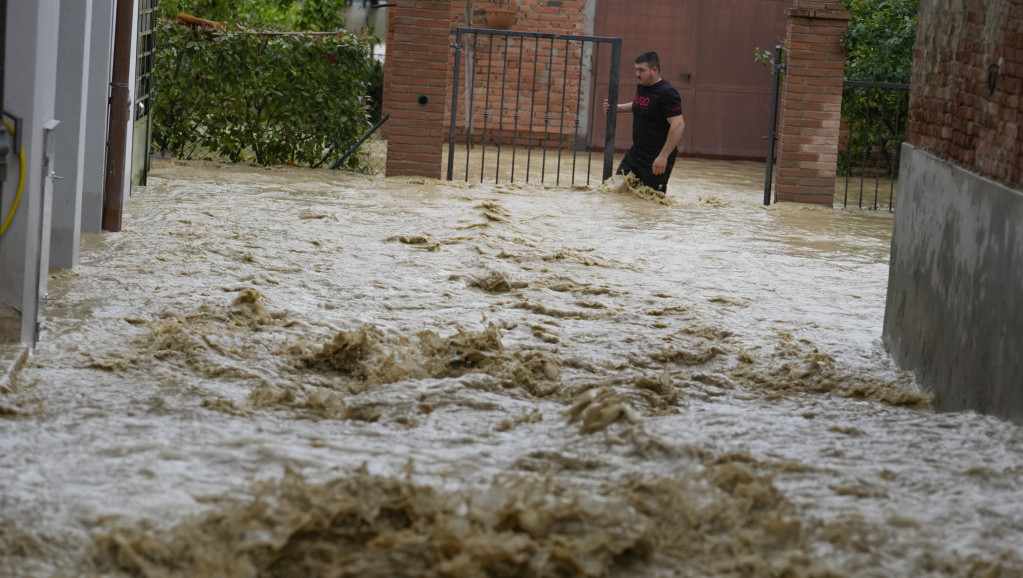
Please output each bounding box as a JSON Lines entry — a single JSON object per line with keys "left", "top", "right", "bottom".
{"left": 450, "top": 42, "right": 463, "bottom": 49}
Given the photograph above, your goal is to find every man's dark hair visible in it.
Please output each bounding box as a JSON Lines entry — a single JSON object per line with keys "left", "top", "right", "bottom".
{"left": 635, "top": 51, "right": 661, "bottom": 70}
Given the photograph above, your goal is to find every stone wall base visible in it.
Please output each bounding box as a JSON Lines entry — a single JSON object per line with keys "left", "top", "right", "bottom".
{"left": 884, "top": 144, "right": 1023, "bottom": 424}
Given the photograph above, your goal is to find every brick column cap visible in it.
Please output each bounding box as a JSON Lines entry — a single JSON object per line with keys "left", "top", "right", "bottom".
{"left": 788, "top": 1, "right": 851, "bottom": 20}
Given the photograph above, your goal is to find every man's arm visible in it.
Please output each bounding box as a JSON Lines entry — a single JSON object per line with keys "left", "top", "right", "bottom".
{"left": 652, "top": 115, "right": 685, "bottom": 175}
{"left": 603, "top": 99, "right": 633, "bottom": 114}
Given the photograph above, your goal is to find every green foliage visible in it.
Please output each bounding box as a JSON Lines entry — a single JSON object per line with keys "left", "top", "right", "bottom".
{"left": 839, "top": 85, "right": 908, "bottom": 177}
{"left": 365, "top": 58, "right": 384, "bottom": 124}
{"left": 841, "top": 0, "right": 918, "bottom": 83}
{"left": 752, "top": 45, "right": 781, "bottom": 68}
{"left": 754, "top": 0, "right": 917, "bottom": 80}
{"left": 290, "top": 0, "right": 347, "bottom": 31}
{"left": 157, "top": 0, "right": 346, "bottom": 31}
{"left": 152, "top": 20, "right": 376, "bottom": 168}
{"left": 753, "top": 0, "right": 918, "bottom": 176}
{"left": 838, "top": 0, "right": 917, "bottom": 176}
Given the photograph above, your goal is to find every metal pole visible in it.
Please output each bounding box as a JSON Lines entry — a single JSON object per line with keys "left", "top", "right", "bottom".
{"left": 480, "top": 35, "right": 495, "bottom": 183}
{"left": 762, "top": 45, "right": 783, "bottom": 206}
{"left": 859, "top": 94, "right": 871, "bottom": 209}
{"left": 446, "top": 30, "right": 464, "bottom": 181}
{"left": 465, "top": 35, "right": 477, "bottom": 182}
{"left": 602, "top": 39, "right": 622, "bottom": 182}
{"left": 332, "top": 114, "right": 390, "bottom": 170}
{"left": 586, "top": 42, "right": 598, "bottom": 185}
{"left": 495, "top": 35, "right": 510, "bottom": 183}
{"left": 873, "top": 91, "right": 884, "bottom": 210}
{"left": 526, "top": 35, "right": 540, "bottom": 183}
{"left": 572, "top": 40, "right": 585, "bottom": 186}
{"left": 541, "top": 37, "right": 554, "bottom": 183}
{"left": 890, "top": 101, "right": 901, "bottom": 212}
{"left": 844, "top": 86, "right": 854, "bottom": 208}
{"left": 103, "top": 0, "right": 136, "bottom": 232}
{"left": 511, "top": 36, "right": 523, "bottom": 183}
{"left": 555, "top": 38, "right": 570, "bottom": 186}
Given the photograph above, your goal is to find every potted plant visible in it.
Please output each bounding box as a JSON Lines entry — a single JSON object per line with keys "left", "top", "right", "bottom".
{"left": 484, "top": 0, "right": 518, "bottom": 29}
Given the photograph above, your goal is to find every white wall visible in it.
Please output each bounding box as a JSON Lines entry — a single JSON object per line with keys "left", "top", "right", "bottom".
{"left": 51, "top": 0, "right": 94, "bottom": 269}
{"left": 0, "top": 0, "right": 60, "bottom": 343}
{"left": 81, "top": 0, "right": 115, "bottom": 234}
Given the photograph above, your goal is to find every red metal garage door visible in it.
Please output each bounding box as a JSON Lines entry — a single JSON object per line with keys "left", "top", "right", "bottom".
{"left": 592, "top": 0, "right": 789, "bottom": 159}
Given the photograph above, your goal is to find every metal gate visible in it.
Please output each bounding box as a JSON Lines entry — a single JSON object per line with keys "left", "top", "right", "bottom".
{"left": 761, "top": 45, "right": 784, "bottom": 206}
{"left": 839, "top": 80, "right": 910, "bottom": 212}
{"left": 761, "top": 65, "right": 910, "bottom": 211}
{"left": 130, "top": 0, "right": 158, "bottom": 187}
{"left": 447, "top": 28, "right": 622, "bottom": 186}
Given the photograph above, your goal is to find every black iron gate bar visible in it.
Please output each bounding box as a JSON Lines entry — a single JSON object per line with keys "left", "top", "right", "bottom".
{"left": 762, "top": 45, "right": 784, "bottom": 206}
{"left": 841, "top": 80, "right": 910, "bottom": 212}
{"left": 447, "top": 27, "right": 622, "bottom": 186}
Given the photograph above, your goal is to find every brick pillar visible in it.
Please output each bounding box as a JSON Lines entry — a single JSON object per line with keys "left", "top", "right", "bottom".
{"left": 775, "top": 1, "right": 850, "bottom": 204}
{"left": 383, "top": 0, "right": 454, "bottom": 178}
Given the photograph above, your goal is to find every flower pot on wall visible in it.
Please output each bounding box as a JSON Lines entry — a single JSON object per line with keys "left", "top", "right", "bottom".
{"left": 484, "top": 1, "right": 518, "bottom": 29}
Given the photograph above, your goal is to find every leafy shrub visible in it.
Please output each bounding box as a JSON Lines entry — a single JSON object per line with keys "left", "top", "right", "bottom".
{"left": 838, "top": 0, "right": 917, "bottom": 175}
{"left": 841, "top": 0, "right": 918, "bottom": 84}
{"left": 152, "top": 20, "right": 376, "bottom": 168}
{"left": 365, "top": 58, "right": 384, "bottom": 124}
{"left": 157, "top": 0, "right": 346, "bottom": 31}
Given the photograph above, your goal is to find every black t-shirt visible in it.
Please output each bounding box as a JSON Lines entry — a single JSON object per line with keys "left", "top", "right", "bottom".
{"left": 630, "top": 79, "right": 683, "bottom": 159}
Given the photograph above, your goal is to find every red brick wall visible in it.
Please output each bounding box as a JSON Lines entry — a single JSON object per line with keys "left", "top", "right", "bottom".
{"left": 447, "top": 0, "right": 592, "bottom": 147}
{"left": 774, "top": 1, "right": 850, "bottom": 205}
{"left": 383, "top": 0, "right": 454, "bottom": 178}
{"left": 907, "top": 0, "right": 1022, "bottom": 189}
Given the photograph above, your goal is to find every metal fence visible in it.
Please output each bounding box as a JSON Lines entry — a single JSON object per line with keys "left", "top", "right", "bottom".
{"left": 761, "top": 50, "right": 911, "bottom": 213}
{"left": 447, "top": 27, "right": 622, "bottom": 186}
{"left": 331, "top": 114, "right": 389, "bottom": 175}
{"left": 839, "top": 80, "right": 910, "bottom": 211}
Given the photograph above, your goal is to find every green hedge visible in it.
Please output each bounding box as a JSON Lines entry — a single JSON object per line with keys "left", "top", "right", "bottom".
{"left": 156, "top": 0, "right": 346, "bottom": 32}
{"left": 153, "top": 20, "right": 377, "bottom": 168}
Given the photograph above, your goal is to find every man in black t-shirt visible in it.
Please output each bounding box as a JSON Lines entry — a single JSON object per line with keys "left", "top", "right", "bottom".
{"left": 603, "top": 51, "right": 685, "bottom": 193}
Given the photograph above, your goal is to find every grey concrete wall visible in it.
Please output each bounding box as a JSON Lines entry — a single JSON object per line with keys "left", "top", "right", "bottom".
{"left": 52, "top": 0, "right": 94, "bottom": 269}
{"left": 884, "top": 143, "right": 1023, "bottom": 424}
{"left": 1, "top": 0, "right": 60, "bottom": 343}
{"left": 82, "top": 0, "right": 115, "bottom": 234}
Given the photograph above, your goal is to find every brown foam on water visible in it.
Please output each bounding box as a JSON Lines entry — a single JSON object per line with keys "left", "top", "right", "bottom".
{"left": 476, "top": 200, "right": 511, "bottom": 222}
{"left": 87, "top": 458, "right": 838, "bottom": 577}
{"left": 563, "top": 387, "right": 637, "bottom": 434}
{"left": 601, "top": 173, "right": 673, "bottom": 206}
{"left": 84, "top": 288, "right": 289, "bottom": 380}
{"left": 228, "top": 288, "right": 278, "bottom": 328}
{"left": 467, "top": 270, "right": 527, "bottom": 293}
{"left": 93, "top": 285, "right": 928, "bottom": 422}
{"left": 730, "top": 333, "right": 932, "bottom": 408}
{"left": 301, "top": 323, "right": 562, "bottom": 396}
{"left": 91, "top": 450, "right": 1022, "bottom": 577}
{"left": 386, "top": 234, "right": 441, "bottom": 251}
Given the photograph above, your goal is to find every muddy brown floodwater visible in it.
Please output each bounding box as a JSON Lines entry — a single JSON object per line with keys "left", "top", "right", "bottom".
{"left": 1, "top": 158, "right": 1021, "bottom": 577}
